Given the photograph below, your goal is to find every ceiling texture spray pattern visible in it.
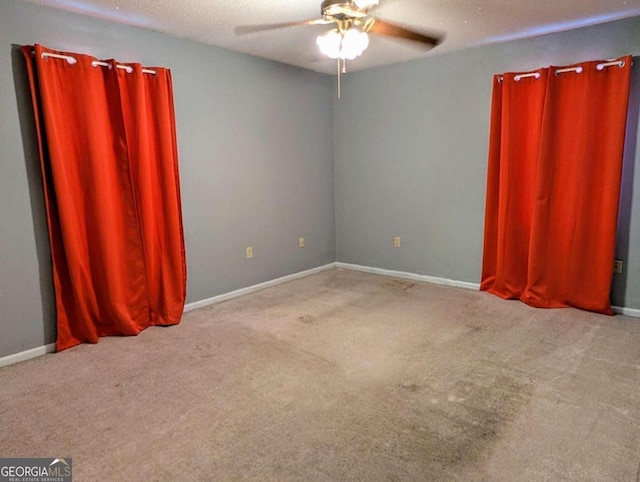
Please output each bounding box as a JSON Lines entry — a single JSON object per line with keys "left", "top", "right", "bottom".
{"left": 28, "top": 0, "right": 640, "bottom": 74}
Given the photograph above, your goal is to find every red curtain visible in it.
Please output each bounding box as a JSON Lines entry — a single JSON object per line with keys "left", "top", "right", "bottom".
{"left": 22, "top": 44, "right": 186, "bottom": 350}
{"left": 481, "top": 56, "right": 632, "bottom": 315}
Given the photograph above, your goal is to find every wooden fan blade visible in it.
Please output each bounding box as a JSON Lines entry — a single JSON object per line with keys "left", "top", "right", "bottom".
{"left": 367, "top": 18, "right": 443, "bottom": 47}
{"left": 235, "top": 18, "right": 332, "bottom": 35}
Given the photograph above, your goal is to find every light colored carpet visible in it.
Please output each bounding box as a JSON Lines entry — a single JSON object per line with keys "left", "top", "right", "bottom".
{"left": 1, "top": 268, "right": 639, "bottom": 481}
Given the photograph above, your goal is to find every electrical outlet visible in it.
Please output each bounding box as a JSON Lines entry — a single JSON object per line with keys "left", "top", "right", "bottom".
{"left": 299, "top": 237, "right": 305, "bottom": 248}
{"left": 613, "top": 260, "right": 623, "bottom": 274}
{"left": 394, "top": 236, "right": 401, "bottom": 248}
{"left": 246, "top": 247, "right": 253, "bottom": 259}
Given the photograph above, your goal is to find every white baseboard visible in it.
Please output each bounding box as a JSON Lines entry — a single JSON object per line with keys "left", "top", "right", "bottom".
{"left": 335, "top": 262, "right": 481, "bottom": 291}
{"left": 1, "top": 264, "right": 335, "bottom": 369}
{"left": 184, "top": 263, "right": 336, "bottom": 313}
{"left": 612, "top": 306, "right": 640, "bottom": 318}
{"left": 0, "top": 343, "right": 56, "bottom": 369}
{"left": 2, "top": 262, "right": 635, "bottom": 369}
{"left": 335, "top": 262, "right": 639, "bottom": 319}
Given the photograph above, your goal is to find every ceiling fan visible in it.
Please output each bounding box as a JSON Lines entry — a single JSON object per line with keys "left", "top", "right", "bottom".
{"left": 236, "top": 0, "right": 444, "bottom": 96}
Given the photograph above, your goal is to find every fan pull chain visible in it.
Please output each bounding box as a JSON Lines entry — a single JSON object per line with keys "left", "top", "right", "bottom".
{"left": 336, "top": 58, "right": 349, "bottom": 100}
{"left": 337, "top": 58, "right": 341, "bottom": 99}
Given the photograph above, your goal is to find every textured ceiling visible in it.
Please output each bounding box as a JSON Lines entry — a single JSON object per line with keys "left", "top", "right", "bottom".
{"left": 28, "top": 0, "right": 640, "bottom": 74}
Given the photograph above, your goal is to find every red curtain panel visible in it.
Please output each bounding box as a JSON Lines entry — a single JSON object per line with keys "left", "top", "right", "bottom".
{"left": 116, "top": 63, "right": 187, "bottom": 326}
{"left": 22, "top": 44, "right": 186, "bottom": 350}
{"left": 481, "top": 56, "right": 632, "bottom": 315}
{"left": 481, "top": 69, "right": 548, "bottom": 299}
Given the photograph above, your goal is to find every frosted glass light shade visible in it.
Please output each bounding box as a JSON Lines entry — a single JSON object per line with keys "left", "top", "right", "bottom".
{"left": 316, "top": 28, "right": 369, "bottom": 60}
{"left": 316, "top": 30, "right": 343, "bottom": 59}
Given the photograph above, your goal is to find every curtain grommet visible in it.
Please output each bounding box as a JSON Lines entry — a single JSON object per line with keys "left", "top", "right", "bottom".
{"left": 555, "top": 66, "right": 582, "bottom": 76}
{"left": 514, "top": 72, "right": 540, "bottom": 82}
{"left": 597, "top": 60, "right": 625, "bottom": 71}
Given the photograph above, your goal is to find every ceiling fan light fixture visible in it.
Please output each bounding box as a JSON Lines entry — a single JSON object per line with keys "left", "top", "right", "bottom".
{"left": 316, "top": 30, "right": 342, "bottom": 59}
{"left": 342, "top": 28, "right": 369, "bottom": 60}
{"left": 316, "top": 28, "right": 369, "bottom": 60}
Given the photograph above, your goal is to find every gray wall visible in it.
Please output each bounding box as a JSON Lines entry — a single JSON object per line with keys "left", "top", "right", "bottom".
{"left": 334, "top": 16, "right": 640, "bottom": 310}
{"left": 0, "top": 0, "right": 335, "bottom": 357}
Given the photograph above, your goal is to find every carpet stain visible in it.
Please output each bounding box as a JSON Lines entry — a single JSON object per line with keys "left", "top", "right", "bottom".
{"left": 384, "top": 279, "right": 415, "bottom": 291}
{"left": 297, "top": 315, "right": 317, "bottom": 325}
{"left": 399, "top": 383, "right": 421, "bottom": 392}
{"left": 466, "top": 323, "right": 486, "bottom": 334}
{"left": 193, "top": 343, "right": 218, "bottom": 358}
{"left": 459, "top": 377, "right": 528, "bottom": 458}
{"left": 397, "top": 371, "right": 532, "bottom": 478}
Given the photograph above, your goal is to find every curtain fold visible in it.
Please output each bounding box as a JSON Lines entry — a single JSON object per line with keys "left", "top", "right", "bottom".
{"left": 481, "top": 56, "right": 632, "bottom": 315}
{"left": 481, "top": 69, "right": 548, "bottom": 299}
{"left": 22, "top": 44, "right": 186, "bottom": 350}
{"left": 117, "top": 63, "right": 187, "bottom": 325}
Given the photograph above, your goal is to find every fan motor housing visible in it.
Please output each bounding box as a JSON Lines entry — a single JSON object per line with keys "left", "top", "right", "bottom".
{"left": 321, "top": 0, "right": 367, "bottom": 21}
